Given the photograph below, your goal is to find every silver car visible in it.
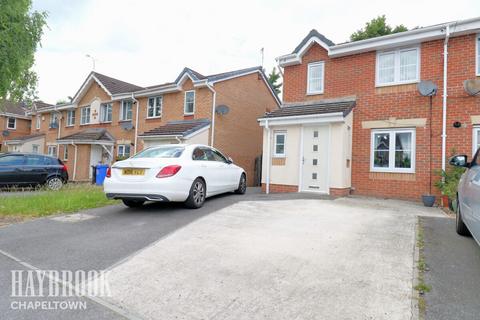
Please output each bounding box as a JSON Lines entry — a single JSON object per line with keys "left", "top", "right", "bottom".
{"left": 450, "top": 149, "right": 480, "bottom": 245}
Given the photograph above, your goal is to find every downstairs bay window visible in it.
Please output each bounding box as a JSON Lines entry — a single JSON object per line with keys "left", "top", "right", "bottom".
{"left": 371, "top": 128, "right": 415, "bottom": 173}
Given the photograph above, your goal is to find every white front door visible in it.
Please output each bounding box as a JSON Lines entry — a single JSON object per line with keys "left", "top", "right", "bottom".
{"left": 301, "top": 125, "right": 329, "bottom": 193}
{"left": 89, "top": 145, "right": 103, "bottom": 179}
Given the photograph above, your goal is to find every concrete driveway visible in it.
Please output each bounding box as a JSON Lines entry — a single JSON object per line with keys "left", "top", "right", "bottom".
{"left": 0, "top": 191, "right": 443, "bottom": 320}
{"left": 98, "top": 197, "right": 441, "bottom": 320}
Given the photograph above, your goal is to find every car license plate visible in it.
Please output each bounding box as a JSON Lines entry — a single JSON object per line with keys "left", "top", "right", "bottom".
{"left": 122, "top": 168, "right": 145, "bottom": 176}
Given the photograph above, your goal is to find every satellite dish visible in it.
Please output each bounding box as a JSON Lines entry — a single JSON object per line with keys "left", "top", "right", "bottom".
{"left": 2, "top": 130, "right": 10, "bottom": 137}
{"left": 215, "top": 105, "right": 230, "bottom": 115}
{"left": 417, "top": 81, "right": 438, "bottom": 96}
{"left": 464, "top": 79, "right": 480, "bottom": 96}
{"left": 120, "top": 122, "right": 134, "bottom": 131}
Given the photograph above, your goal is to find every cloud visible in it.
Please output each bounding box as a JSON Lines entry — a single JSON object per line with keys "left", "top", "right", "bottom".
{"left": 32, "top": 0, "right": 480, "bottom": 102}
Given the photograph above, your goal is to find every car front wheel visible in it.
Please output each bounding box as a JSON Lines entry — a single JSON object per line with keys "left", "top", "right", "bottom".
{"left": 185, "top": 178, "right": 206, "bottom": 209}
{"left": 46, "top": 176, "right": 63, "bottom": 191}
{"left": 456, "top": 196, "right": 471, "bottom": 236}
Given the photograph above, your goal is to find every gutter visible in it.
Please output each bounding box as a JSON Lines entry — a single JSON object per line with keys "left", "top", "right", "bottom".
{"left": 265, "top": 119, "right": 271, "bottom": 194}
{"left": 72, "top": 143, "right": 78, "bottom": 181}
{"left": 206, "top": 83, "right": 217, "bottom": 147}
{"left": 132, "top": 93, "right": 140, "bottom": 154}
{"left": 442, "top": 24, "right": 451, "bottom": 173}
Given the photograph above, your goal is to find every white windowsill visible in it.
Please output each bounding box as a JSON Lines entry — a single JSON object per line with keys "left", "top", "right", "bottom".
{"left": 370, "top": 168, "right": 415, "bottom": 174}
{"left": 146, "top": 116, "right": 162, "bottom": 119}
{"left": 375, "top": 79, "right": 419, "bottom": 88}
{"left": 306, "top": 91, "right": 324, "bottom": 96}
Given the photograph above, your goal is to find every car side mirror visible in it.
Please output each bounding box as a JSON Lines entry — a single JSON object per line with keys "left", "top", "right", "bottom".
{"left": 227, "top": 157, "right": 233, "bottom": 164}
{"left": 449, "top": 155, "right": 469, "bottom": 168}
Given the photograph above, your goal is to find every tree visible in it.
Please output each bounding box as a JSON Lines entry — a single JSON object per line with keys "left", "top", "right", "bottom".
{"left": 0, "top": 0, "right": 47, "bottom": 107}
{"left": 267, "top": 67, "right": 282, "bottom": 95}
{"left": 350, "top": 15, "right": 408, "bottom": 42}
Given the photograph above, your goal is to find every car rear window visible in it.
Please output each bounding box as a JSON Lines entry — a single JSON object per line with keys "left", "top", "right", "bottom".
{"left": 132, "top": 146, "right": 184, "bottom": 159}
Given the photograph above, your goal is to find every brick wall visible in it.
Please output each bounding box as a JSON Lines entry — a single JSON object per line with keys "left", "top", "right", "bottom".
{"left": 283, "top": 34, "right": 480, "bottom": 201}
{"left": 0, "top": 116, "right": 31, "bottom": 151}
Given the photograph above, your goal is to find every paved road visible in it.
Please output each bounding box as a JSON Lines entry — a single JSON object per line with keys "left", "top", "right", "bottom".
{"left": 422, "top": 216, "right": 480, "bottom": 320}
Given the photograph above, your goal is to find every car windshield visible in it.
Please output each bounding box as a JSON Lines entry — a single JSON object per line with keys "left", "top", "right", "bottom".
{"left": 132, "top": 146, "right": 184, "bottom": 159}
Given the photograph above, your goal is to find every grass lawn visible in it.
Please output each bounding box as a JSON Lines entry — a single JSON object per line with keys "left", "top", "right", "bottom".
{"left": 0, "top": 184, "right": 118, "bottom": 220}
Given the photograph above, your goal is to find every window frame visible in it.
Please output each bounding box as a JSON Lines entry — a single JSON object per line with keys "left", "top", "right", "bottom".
{"left": 66, "top": 110, "right": 75, "bottom": 127}
{"left": 32, "top": 144, "right": 39, "bottom": 154}
{"left": 375, "top": 46, "right": 420, "bottom": 87}
{"left": 63, "top": 146, "right": 68, "bottom": 161}
{"left": 120, "top": 100, "right": 133, "bottom": 121}
{"left": 307, "top": 61, "right": 325, "bottom": 95}
{"left": 370, "top": 128, "right": 416, "bottom": 173}
{"left": 273, "top": 131, "right": 286, "bottom": 158}
{"left": 476, "top": 34, "right": 480, "bottom": 76}
{"left": 49, "top": 113, "right": 59, "bottom": 128}
{"left": 474, "top": 127, "right": 480, "bottom": 156}
{"left": 184, "top": 91, "right": 195, "bottom": 115}
{"left": 147, "top": 96, "right": 163, "bottom": 119}
{"left": 80, "top": 106, "right": 90, "bottom": 125}
{"left": 47, "top": 145, "right": 57, "bottom": 157}
{"left": 100, "top": 103, "right": 112, "bottom": 123}
{"left": 36, "top": 116, "right": 41, "bottom": 129}
{"left": 117, "top": 144, "right": 131, "bottom": 157}
{"left": 7, "top": 117, "right": 16, "bottom": 130}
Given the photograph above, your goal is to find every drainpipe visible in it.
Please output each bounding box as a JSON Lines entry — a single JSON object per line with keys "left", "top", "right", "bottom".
{"left": 206, "top": 83, "right": 217, "bottom": 147}
{"left": 132, "top": 93, "right": 139, "bottom": 154}
{"left": 72, "top": 142, "right": 78, "bottom": 181}
{"left": 441, "top": 24, "right": 451, "bottom": 173}
{"left": 265, "top": 119, "right": 271, "bottom": 194}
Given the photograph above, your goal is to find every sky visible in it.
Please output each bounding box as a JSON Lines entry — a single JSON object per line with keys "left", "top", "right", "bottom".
{"left": 31, "top": 0, "right": 480, "bottom": 103}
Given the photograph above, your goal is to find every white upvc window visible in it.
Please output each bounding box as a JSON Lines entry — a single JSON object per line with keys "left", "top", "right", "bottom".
{"left": 32, "top": 144, "right": 39, "bottom": 154}
{"left": 307, "top": 61, "right": 325, "bottom": 94}
{"left": 47, "top": 145, "right": 57, "bottom": 157}
{"left": 184, "top": 91, "right": 195, "bottom": 115}
{"left": 80, "top": 106, "right": 90, "bottom": 125}
{"left": 36, "top": 116, "right": 41, "bottom": 129}
{"left": 120, "top": 100, "right": 132, "bottom": 121}
{"left": 376, "top": 47, "right": 420, "bottom": 86}
{"left": 476, "top": 34, "right": 480, "bottom": 76}
{"left": 118, "top": 144, "right": 131, "bottom": 158}
{"left": 147, "top": 96, "right": 162, "bottom": 118}
{"left": 49, "top": 112, "right": 59, "bottom": 128}
{"left": 273, "top": 131, "right": 286, "bottom": 157}
{"left": 7, "top": 117, "right": 16, "bottom": 129}
{"left": 63, "top": 146, "right": 68, "bottom": 161}
{"left": 371, "top": 128, "right": 416, "bottom": 173}
{"left": 474, "top": 127, "right": 480, "bottom": 155}
{"left": 66, "top": 110, "right": 75, "bottom": 126}
{"left": 100, "top": 103, "right": 112, "bottom": 122}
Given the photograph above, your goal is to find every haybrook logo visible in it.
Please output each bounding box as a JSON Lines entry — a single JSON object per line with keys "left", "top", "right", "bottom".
{"left": 10, "top": 270, "right": 111, "bottom": 311}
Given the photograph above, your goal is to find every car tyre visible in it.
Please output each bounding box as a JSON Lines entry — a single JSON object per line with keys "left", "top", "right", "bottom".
{"left": 235, "top": 173, "right": 247, "bottom": 194}
{"left": 122, "top": 199, "right": 145, "bottom": 208}
{"left": 456, "top": 196, "right": 471, "bottom": 237}
{"left": 185, "top": 178, "right": 206, "bottom": 209}
{"left": 46, "top": 176, "right": 64, "bottom": 191}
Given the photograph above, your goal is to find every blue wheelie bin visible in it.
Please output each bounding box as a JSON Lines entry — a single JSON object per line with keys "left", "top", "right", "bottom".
{"left": 95, "top": 164, "right": 109, "bottom": 185}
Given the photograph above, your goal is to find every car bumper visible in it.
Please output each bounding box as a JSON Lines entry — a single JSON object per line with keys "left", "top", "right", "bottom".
{"left": 103, "top": 178, "right": 190, "bottom": 202}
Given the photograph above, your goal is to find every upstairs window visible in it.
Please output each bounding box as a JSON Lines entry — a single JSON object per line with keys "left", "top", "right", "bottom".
{"left": 147, "top": 96, "right": 162, "bottom": 118}
{"left": 307, "top": 61, "right": 325, "bottom": 94}
{"left": 80, "top": 106, "right": 90, "bottom": 125}
{"left": 184, "top": 91, "right": 195, "bottom": 115}
{"left": 66, "top": 110, "right": 75, "bottom": 126}
{"left": 273, "top": 131, "right": 286, "bottom": 157}
{"left": 120, "top": 100, "right": 132, "bottom": 121}
{"left": 49, "top": 113, "right": 59, "bottom": 128}
{"left": 36, "top": 116, "right": 41, "bottom": 129}
{"left": 100, "top": 103, "right": 112, "bottom": 122}
{"left": 371, "top": 129, "right": 415, "bottom": 173}
{"left": 376, "top": 47, "right": 419, "bottom": 86}
{"left": 7, "top": 117, "right": 16, "bottom": 129}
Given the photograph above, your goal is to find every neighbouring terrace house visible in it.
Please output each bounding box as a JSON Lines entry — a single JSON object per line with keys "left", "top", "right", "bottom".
{"left": 261, "top": 17, "right": 480, "bottom": 200}
{"left": 29, "top": 67, "right": 280, "bottom": 184}
{"left": 0, "top": 101, "right": 32, "bottom": 153}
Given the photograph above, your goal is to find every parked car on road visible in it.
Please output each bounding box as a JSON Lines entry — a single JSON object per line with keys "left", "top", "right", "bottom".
{"left": 0, "top": 153, "right": 68, "bottom": 190}
{"left": 104, "top": 144, "right": 247, "bottom": 208}
{"left": 450, "top": 148, "right": 480, "bottom": 245}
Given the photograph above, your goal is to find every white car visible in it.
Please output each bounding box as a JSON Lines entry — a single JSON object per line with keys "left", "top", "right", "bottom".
{"left": 104, "top": 144, "right": 247, "bottom": 208}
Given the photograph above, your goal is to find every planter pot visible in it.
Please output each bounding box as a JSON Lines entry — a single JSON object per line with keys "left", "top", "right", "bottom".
{"left": 441, "top": 195, "right": 450, "bottom": 208}
{"left": 422, "top": 195, "right": 436, "bottom": 207}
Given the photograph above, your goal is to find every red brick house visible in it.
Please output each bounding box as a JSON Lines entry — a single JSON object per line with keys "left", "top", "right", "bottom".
{"left": 261, "top": 17, "right": 480, "bottom": 201}
{"left": 24, "top": 66, "right": 279, "bottom": 184}
{"left": 0, "top": 101, "right": 32, "bottom": 152}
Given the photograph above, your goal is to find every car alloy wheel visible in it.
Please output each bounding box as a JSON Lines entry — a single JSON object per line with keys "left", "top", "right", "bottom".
{"left": 193, "top": 181, "right": 205, "bottom": 206}
{"left": 47, "top": 177, "right": 63, "bottom": 191}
